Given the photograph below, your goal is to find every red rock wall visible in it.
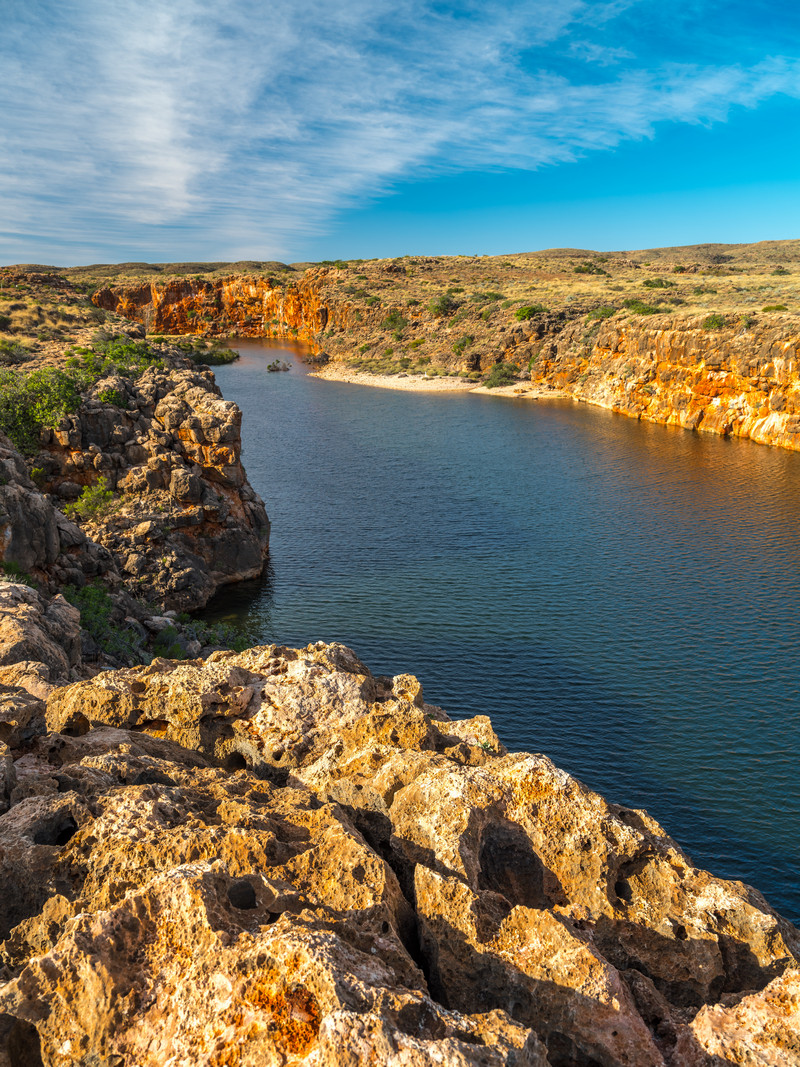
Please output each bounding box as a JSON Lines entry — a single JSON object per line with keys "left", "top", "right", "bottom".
{"left": 93, "top": 272, "right": 352, "bottom": 349}
{"left": 96, "top": 277, "right": 800, "bottom": 453}
{"left": 529, "top": 317, "right": 800, "bottom": 451}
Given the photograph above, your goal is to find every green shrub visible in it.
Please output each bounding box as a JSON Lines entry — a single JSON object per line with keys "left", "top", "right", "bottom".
{"left": 763, "top": 304, "right": 788, "bottom": 312}
{"left": 483, "top": 362, "right": 520, "bottom": 388}
{"left": 772, "top": 267, "right": 790, "bottom": 276}
{"left": 0, "top": 339, "right": 31, "bottom": 365}
{"left": 64, "top": 583, "right": 144, "bottom": 661}
{"left": 0, "top": 367, "right": 81, "bottom": 454}
{"left": 0, "top": 314, "right": 10, "bottom": 330}
{"left": 0, "top": 560, "right": 35, "bottom": 586}
{"left": 702, "top": 313, "right": 727, "bottom": 329}
{"left": 182, "top": 617, "right": 252, "bottom": 653}
{"left": 452, "top": 335, "right": 473, "bottom": 356}
{"left": 470, "top": 291, "right": 505, "bottom": 303}
{"left": 642, "top": 278, "right": 675, "bottom": 289}
{"left": 514, "top": 304, "right": 547, "bottom": 320}
{"left": 365, "top": 295, "right": 381, "bottom": 307}
{"left": 382, "top": 309, "right": 408, "bottom": 331}
{"left": 428, "top": 294, "right": 459, "bottom": 317}
{"left": 623, "top": 299, "right": 662, "bottom": 316}
{"left": 586, "top": 306, "right": 616, "bottom": 321}
{"left": 63, "top": 477, "right": 116, "bottom": 522}
{"left": 409, "top": 339, "right": 424, "bottom": 349}
{"left": 574, "top": 262, "right": 608, "bottom": 276}
{"left": 152, "top": 625, "right": 185, "bottom": 659}
{"left": 98, "top": 387, "right": 125, "bottom": 406}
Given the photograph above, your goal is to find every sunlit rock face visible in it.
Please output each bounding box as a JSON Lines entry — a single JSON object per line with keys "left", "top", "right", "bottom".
{"left": 94, "top": 272, "right": 346, "bottom": 349}
{"left": 25, "top": 364, "right": 270, "bottom": 611}
{"left": 530, "top": 318, "right": 800, "bottom": 451}
{"left": 0, "top": 640, "right": 797, "bottom": 1065}
{"left": 98, "top": 273, "right": 800, "bottom": 454}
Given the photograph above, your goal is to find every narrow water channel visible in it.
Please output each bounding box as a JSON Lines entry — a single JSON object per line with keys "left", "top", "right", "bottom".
{"left": 205, "top": 341, "right": 800, "bottom": 921}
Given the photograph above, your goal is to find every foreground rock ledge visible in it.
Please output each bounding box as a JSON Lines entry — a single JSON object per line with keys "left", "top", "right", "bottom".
{"left": 1, "top": 642, "right": 798, "bottom": 1065}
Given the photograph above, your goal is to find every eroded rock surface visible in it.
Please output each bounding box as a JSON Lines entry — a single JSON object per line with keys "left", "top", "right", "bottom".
{"left": 31, "top": 363, "right": 269, "bottom": 610}
{"left": 0, "top": 643, "right": 796, "bottom": 1064}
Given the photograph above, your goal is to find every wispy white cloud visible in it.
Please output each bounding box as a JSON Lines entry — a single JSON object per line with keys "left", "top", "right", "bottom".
{"left": 2, "top": 0, "right": 799, "bottom": 261}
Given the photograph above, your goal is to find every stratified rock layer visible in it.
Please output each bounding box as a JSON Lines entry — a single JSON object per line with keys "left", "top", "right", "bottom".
{"left": 1, "top": 642, "right": 797, "bottom": 1064}
{"left": 96, "top": 272, "right": 800, "bottom": 453}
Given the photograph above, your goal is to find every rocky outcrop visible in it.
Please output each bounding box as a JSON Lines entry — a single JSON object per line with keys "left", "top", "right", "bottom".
{"left": 528, "top": 315, "right": 800, "bottom": 451}
{"left": 93, "top": 272, "right": 345, "bottom": 349}
{"left": 31, "top": 363, "right": 269, "bottom": 610}
{"left": 0, "top": 641, "right": 796, "bottom": 1064}
{"left": 96, "top": 271, "right": 800, "bottom": 454}
{"left": 0, "top": 434, "right": 117, "bottom": 592}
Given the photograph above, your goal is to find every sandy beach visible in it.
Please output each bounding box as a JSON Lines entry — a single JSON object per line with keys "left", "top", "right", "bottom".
{"left": 309, "top": 364, "right": 569, "bottom": 400}
{"left": 308, "top": 366, "right": 476, "bottom": 391}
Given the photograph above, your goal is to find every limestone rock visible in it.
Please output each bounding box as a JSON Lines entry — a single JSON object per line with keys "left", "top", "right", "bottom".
{"left": 22, "top": 642, "right": 799, "bottom": 1064}
{"left": 0, "top": 584, "right": 80, "bottom": 684}
{"left": 0, "top": 726, "right": 545, "bottom": 1066}
{"left": 34, "top": 364, "right": 270, "bottom": 610}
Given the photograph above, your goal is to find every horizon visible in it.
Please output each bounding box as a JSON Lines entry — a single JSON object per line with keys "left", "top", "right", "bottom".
{"left": 4, "top": 1, "right": 800, "bottom": 264}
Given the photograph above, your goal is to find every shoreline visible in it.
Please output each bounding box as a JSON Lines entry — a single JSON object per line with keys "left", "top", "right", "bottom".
{"left": 309, "top": 363, "right": 569, "bottom": 400}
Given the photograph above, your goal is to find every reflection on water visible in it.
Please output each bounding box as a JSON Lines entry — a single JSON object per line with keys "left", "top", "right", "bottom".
{"left": 205, "top": 341, "right": 800, "bottom": 921}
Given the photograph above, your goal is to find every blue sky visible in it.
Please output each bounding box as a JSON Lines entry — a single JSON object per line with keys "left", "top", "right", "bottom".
{"left": 2, "top": 0, "right": 800, "bottom": 264}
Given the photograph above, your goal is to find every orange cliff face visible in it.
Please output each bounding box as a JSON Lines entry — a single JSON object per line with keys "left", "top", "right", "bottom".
{"left": 95, "top": 272, "right": 800, "bottom": 454}
{"left": 93, "top": 270, "right": 353, "bottom": 350}
{"left": 527, "top": 317, "right": 800, "bottom": 451}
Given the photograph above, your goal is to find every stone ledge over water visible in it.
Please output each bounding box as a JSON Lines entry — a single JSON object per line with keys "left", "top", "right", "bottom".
{"left": 1, "top": 637, "right": 798, "bottom": 1065}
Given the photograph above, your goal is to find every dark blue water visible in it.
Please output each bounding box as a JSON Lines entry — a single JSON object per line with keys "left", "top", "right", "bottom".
{"left": 206, "top": 341, "right": 800, "bottom": 922}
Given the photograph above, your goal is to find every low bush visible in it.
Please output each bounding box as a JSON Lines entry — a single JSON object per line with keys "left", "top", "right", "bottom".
{"left": 65, "top": 583, "right": 144, "bottom": 662}
{"left": 0, "top": 367, "right": 81, "bottom": 454}
{"left": 574, "top": 262, "right": 608, "bottom": 276}
{"left": 623, "top": 299, "right": 662, "bottom": 316}
{"left": 63, "top": 478, "right": 116, "bottom": 522}
{"left": 514, "top": 304, "right": 547, "bottom": 321}
{"left": 483, "top": 362, "right": 520, "bottom": 388}
{"left": 763, "top": 304, "right": 788, "bottom": 312}
{"left": 586, "top": 306, "right": 616, "bottom": 321}
{"left": 428, "top": 294, "right": 459, "bottom": 318}
{"left": 642, "top": 278, "right": 675, "bottom": 289}
{"left": 452, "top": 335, "right": 473, "bottom": 356}
{"left": 470, "top": 291, "right": 505, "bottom": 303}
{"left": 702, "top": 313, "right": 727, "bottom": 329}
{"left": 0, "top": 560, "right": 35, "bottom": 586}
{"left": 382, "top": 309, "right": 408, "bottom": 331}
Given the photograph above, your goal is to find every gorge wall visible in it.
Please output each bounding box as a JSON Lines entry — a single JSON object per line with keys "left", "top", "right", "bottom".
{"left": 95, "top": 274, "right": 800, "bottom": 454}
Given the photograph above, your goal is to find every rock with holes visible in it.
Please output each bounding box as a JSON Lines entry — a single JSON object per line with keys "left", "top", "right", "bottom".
{"left": 0, "top": 583, "right": 80, "bottom": 694}
{"left": 5, "top": 642, "right": 800, "bottom": 1063}
{"left": 671, "top": 968, "right": 800, "bottom": 1064}
{"left": 0, "top": 726, "right": 545, "bottom": 1066}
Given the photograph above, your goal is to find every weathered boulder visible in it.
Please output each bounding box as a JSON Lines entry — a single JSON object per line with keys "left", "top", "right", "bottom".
{"left": 0, "top": 727, "right": 546, "bottom": 1066}
{"left": 35, "top": 364, "right": 270, "bottom": 610}
{"left": 24, "top": 642, "right": 800, "bottom": 1064}
{"left": 0, "top": 584, "right": 80, "bottom": 685}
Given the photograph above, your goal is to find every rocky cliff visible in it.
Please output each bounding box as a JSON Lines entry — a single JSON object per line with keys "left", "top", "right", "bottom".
{"left": 526, "top": 316, "right": 800, "bottom": 450}
{"left": 92, "top": 250, "right": 800, "bottom": 454}
{"left": 0, "top": 342, "right": 269, "bottom": 613}
{"left": 0, "top": 617, "right": 798, "bottom": 1065}
{"left": 93, "top": 272, "right": 347, "bottom": 349}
